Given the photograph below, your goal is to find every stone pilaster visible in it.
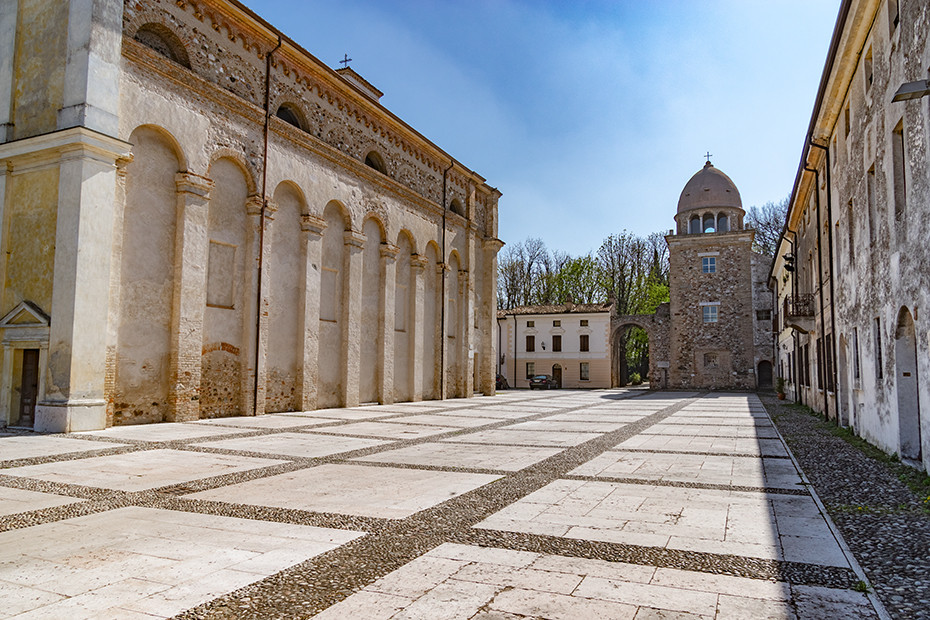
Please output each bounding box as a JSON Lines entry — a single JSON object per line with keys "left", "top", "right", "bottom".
{"left": 464, "top": 230, "right": 477, "bottom": 398}
{"left": 298, "top": 214, "right": 325, "bottom": 411}
{"left": 241, "top": 195, "right": 266, "bottom": 416}
{"left": 342, "top": 230, "right": 365, "bottom": 408}
{"left": 58, "top": 0, "right": 122, "bottom": 136}
{"left": 379, "top": 243, "right": 398, "bottom": 404}
{"left": 480, "top": 237, "right": 504, "bottom": 395}
{"left": 436, "top": 261, "right": 447, "bottom": 400}
{"left": 166, "top": 172, "right": 213, "bottom": 422}
{"left": 410, "top": 254, "right": 428, "bottom": 401}
{"left": 458, "top": 268, "right": 470, "bottom": 398}
{"left": 103, "top": 155, "right": 132, "bottom": 426}
{"left": 35, "top": 129, "right": 131, "bottom": 432}
{"left": 0, "top": 0, "right": 16, "bottom": 142}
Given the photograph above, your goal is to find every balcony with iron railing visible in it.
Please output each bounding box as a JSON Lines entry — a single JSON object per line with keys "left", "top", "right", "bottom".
{"left": 783, "top": 293, "right": 815, "bottom": 333}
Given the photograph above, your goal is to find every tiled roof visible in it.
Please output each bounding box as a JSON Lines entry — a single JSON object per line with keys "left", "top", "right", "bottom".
{"left": 497, "top": 303, "right": 613, "bottom": 319}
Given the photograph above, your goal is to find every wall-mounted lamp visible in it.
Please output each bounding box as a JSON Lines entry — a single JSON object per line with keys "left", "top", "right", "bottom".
{"left": 892, "top": 80, "right": 930, "bottom": 102}
{"left": 541, "top": 342, "right": 546, "bottom": 351}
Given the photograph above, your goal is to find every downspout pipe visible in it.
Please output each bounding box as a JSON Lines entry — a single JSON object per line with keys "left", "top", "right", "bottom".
{"left": 440, "top": 160, "right": 454, "bottom": 399}
{"left": 254, "top": 36, "right": 282, "bottom": 416}
{"left": 809, "top": 141, "right": 839, "bottom": 423}
{"left": 785, "top": 232, "right": 802, "bottom": 406}
{"left": 805, "top": 164, "right": 829, "bottom": 423}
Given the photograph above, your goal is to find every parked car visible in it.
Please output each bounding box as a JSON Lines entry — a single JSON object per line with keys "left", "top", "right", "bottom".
{"left": 496, "top": 374, "right": 510, "bottom": 390}
{"left": 529, "top": 374, "right": 558, "bottom": 390}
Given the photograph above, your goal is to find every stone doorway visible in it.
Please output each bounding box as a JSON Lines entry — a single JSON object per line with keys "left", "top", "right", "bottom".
{"left": 757, "top": 360, "right": 773, "bottom": 389}
{"left": 551, "top": 364, "right": 562, "bottom": 388}
{"left": 11, "top": 349, "right": 39, "bottom": 428}
{"left": 895, "top": 308, "right": 921, "bottom": 462}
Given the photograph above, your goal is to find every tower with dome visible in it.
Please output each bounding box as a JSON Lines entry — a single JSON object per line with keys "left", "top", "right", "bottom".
{"left": 612, "top": 159, "right": 775, "bottom": 390}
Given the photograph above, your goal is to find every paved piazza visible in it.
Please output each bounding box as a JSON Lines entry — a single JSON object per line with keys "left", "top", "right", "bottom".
{"left": 0, "top": 390, "right": 886, "bottom": 619}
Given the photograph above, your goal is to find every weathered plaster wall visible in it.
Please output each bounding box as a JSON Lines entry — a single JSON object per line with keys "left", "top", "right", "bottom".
{"left": 11, "top": 0, "right": 67, "bottom": 140}
{"left": 3, "top": 167, "right": 57, "bottom": 313}
{"left": 113, "top": 126, "right": 178, "bottom": 425}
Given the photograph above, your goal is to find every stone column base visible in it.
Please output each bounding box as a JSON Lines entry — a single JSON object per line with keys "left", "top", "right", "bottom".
{"left": 34, "top": 400, "right": 107, "bottom": 433}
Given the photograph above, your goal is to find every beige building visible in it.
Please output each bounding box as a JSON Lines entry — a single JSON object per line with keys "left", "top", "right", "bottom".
{"left": 771, "top": 0, "right": 929, "bottom": 471}
{"left": 498, "top": 305, "right": 613, "bottom": 389}
{"left": 0, "top": 0, "right": 501, "bottom": 432}
{"left": 615, "top": 161, "right": 775, "bottom": 390}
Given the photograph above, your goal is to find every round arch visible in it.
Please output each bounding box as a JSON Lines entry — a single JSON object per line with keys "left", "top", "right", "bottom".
{"left": 611, "top": 320, "right": 657, "bottom": 388}
{"left": 128, "top": 124, "right": 188, "bottom": 172}
{"left": 207, "top": 149, "right": 257, "bottom": 196}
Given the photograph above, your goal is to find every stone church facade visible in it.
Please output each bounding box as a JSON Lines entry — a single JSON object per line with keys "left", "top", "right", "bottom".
{"left": 613, "top": 162, "right": 775, "bottom": 390}
{"left": 0, "top": 0, "right": 501, "bottom": 432}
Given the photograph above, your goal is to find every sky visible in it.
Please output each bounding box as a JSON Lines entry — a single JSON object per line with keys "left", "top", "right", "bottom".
{"left": 252, "top": 1, "right": 841, "bottom": 256}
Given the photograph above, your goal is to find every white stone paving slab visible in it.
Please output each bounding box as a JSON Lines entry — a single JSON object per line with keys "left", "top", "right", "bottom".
{"left": 570, "top": 450, "right": 804, "bottom": 489}
{"left": 542, "top": 412, "right": 646, "bottom": 424}
{"left": 185, "top": 463, "right": 500, "bottom": 519}
{"left": 312, "top": 543, "right": 868, "bottom": 620}
{"left": 309, "top": 422, "right": 458, "bottom": 440}
{"left": 615, "top": 433, "right": 789, "bottom": 457}
{"left": 0, "top": 436, "right": 131, "bottom": 461}
{"left": 191, "top": 433, "right": 389, "bottom": 458}
{"left": 443, "top": 429, "right": 600, "bottom": 448}
{"left": 3, "top": 449, "right": 285, "bottom": 492}
{"left": 475, "top": 479, "right": 849, "bottom": 567}
{"left": 352, "top": 442, "right": 561, "bottom": 471}
{"left": 0, "top": 486, "right": 83, "bottom": 517}
{"left": 388, "top": 414, "right": 503, "bottom": 428}
{"left": 0, "top": 506, "right": 362, "bottom": 619}
{"left": 642, "top": 423, "right": 780, "bottom": 438}
{"left": 506, "top": 420, "right": 627, "bottom": 433}
{"left": 186, "top": 415, "right": 341, "bottom": 429}
{"left": 76, "top": 423, "right": 252, "bottom": 443}
{"left": 275, "top": 409, "right": 399, "bottom": 420}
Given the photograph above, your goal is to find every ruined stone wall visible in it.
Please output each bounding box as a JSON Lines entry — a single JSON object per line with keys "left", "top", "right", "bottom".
{"left": 667, "top": 230, "right": 756, "bottom": 389}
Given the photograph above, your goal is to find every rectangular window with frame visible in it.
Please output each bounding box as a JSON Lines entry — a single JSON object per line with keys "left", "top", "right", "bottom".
{"left": 875, "top": 318, "right": 883, "bottom": 379}
{"left": 580, "top": 319, "right": 588, "bottom": 327}
{"left": 579, "top": 334, "right": 589, "bottom": 352}
{"left": 853, "top": 327, "right": 861, "bottom": 382}
{"left": 526, "top": 335, "right": 535, "bottom": 352}
{"left": 816, "top": 337, "right": 824, "bottom": 390}
{"left": 756, "top": 309, "right": 772, "bottom": 322}
{"left": 552, "top": 335, "right": 562, "bottom": 352}
{"left": 526, "top": 320, "right": 535, "bottom": 328}
{"left": 553, "top": 320, "right": 561, "bottom": 327}
{"left": 892, "top": 120, "right": 906, "bottom": 225}
{"left": 867, "top": 165, "right": 876, "bottom": 245}
{"left": 526, "top": 362, "right": 535, "bottom": 379}
{"left": 702, "top": 305, "right": 718, "bottom": 323}
{"left": 580, "top": 362, "right": 589, "bottom": 381}
{"left": 702, "top": 256, "right": 716, "bottom": 273}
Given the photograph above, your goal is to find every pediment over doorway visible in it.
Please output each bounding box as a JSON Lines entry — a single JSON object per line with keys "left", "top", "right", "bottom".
{"left": 0, "top": 301, "right": 50, "bottom": 329}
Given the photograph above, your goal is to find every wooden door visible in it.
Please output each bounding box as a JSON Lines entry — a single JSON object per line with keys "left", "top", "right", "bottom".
{"left": 18, "top": 349, "right": 39, "bottom": 427}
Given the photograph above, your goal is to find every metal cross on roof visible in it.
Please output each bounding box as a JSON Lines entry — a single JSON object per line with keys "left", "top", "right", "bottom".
{"left": 705, "top": 151, "right": 713, "bottom": 163}
{"left": 339, "top": 53, "right": 352, "bottom": 68}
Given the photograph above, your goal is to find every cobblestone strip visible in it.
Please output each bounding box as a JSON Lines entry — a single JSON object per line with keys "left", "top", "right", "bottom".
{"left": 458, "top": 528, "right": 858, "bottom": 590}
{"left": 560, "top": 473, "right": 812, "bottom": 495}
{"left": 174, "top": 394, "right": 705, "bottom": 619}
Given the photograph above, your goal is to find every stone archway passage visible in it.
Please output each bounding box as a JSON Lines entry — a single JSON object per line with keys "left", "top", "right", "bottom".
{"left": 895, "top": 308, "right": 921, "bottom": 462}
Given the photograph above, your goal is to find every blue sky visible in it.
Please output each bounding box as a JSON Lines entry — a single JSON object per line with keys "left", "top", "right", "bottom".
{"left": 254, "top": 1, "right": 840, "bottom": 255}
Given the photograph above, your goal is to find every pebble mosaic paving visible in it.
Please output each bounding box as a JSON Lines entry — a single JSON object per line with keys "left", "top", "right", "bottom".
{"left": 0, "top": 389, "right": 886, "bottom": 619}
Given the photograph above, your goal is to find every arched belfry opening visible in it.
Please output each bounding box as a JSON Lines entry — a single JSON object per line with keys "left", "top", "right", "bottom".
{"left": 134, "top": 23, "right": 191, "bottom": 69}
{"left": 275, "top": 104, "right": 304, "bottom": 130}
{"left": 364, "top": 150, "right": 387, "bottom": 175}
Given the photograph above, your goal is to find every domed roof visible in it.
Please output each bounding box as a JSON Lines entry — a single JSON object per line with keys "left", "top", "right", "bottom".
{"left": 677, "top": 161, "right": 742, "bottom": 213}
